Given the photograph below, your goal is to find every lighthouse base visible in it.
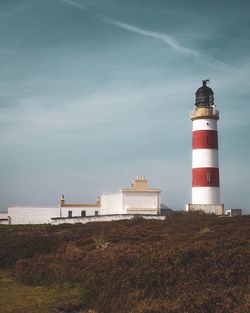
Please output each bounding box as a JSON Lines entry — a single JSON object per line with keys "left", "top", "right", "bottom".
{"left": 186, "top": 203, "right": 224, "bottom": 215}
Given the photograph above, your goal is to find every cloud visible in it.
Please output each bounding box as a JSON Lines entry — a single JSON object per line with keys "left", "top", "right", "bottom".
{"left": 103, "top": 18, "right": 201, "bottom": 57}
{"left": 57, "top": 0, "right": 228, "bottom": 69}
{"left": 59, "top": 0, "right": 87, "bottom": 10}
{"left": 58, "top": 0, "right": 200, "bottom": 57}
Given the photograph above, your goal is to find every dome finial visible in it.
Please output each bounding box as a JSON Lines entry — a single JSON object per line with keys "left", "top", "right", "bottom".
{"left": 202, "top": 79, "right": 210, "bottom": 87}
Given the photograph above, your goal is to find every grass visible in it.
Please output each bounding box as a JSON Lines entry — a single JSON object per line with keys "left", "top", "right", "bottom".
{"left": 0, "top": 270, "right": 82, "bottom": 313}
{"left": 0, "top": 212, "right": 249, "bottom": 313}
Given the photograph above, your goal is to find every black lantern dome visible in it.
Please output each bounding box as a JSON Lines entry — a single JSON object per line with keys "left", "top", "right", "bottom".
{"left": 195, "top": 80, "right": 214, "bottom": 107}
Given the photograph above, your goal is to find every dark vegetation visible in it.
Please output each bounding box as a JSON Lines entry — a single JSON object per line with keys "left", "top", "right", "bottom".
{"left": 0, "top": 212, "right": 249, "bottom": 313}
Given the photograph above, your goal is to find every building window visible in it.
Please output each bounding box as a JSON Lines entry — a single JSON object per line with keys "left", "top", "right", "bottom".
{"left": 81, "top": 210, "right": 86, "bottom": 217}
{"left": 68, "top": 211, "right": 72, "bottom": 218}
{"left": 207, "top": 172, "right": 211, "bottom": 182}
{"left": 95, "top": 211, "right": 99, "bottom": 216}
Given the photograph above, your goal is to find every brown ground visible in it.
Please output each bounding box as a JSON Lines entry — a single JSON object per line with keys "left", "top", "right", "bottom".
{"left": 0, "top": 212, "right": 249, "bottom": 313}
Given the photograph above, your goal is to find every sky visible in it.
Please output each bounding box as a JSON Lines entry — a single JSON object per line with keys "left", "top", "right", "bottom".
{"left": 1, "top": 0, "right": 250, "bottom": 213}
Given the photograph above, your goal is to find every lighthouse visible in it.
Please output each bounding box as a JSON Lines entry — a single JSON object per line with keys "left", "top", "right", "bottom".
{"left": 187, "top": 80, "right": 224, "bottom": 215}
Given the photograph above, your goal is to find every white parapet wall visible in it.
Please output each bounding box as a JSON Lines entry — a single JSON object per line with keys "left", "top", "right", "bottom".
{"left": 123, "top": 191, "right": 159, "bottom": 215}
{"left": 8, "top": 206, "right": 60, "bottom": 224}
{"left": 51, "top": 214, "right": 165, "bottom": 225}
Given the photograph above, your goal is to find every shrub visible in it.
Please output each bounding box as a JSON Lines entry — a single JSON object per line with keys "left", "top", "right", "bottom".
{"left": 1, "top": 214, "right": 250, "bottom": 313}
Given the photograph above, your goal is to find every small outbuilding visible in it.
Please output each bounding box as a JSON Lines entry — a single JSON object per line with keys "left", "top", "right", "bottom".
{"left": 225, "top": 209, "right": 242, "bottom": 217}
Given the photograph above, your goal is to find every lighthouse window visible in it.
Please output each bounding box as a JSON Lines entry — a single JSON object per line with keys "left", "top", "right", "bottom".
{"left": 207, "top": 172, "right": 211, "bottom": 182}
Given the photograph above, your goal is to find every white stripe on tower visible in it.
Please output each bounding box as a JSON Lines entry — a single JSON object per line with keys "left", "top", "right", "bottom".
{"left": 192, "top": 118, "right": 217, "bottom": 131}
{"left": 192, "top": 149, "right": 219, "bottom": 168}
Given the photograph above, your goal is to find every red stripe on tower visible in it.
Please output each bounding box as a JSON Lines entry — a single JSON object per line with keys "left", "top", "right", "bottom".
{"left": 192, "top": 168, "right": 219, "bottom": 187}
{"left": 192, "top": 130, "right": 218, "bottom": 149}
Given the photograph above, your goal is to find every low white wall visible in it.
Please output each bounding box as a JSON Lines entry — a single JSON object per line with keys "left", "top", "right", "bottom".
{"left": 8, "top": 206, "right": 60, "bottom": 224}
{"left": 51, "top": 214, "right": 165, "bottom": 225}
{"left": 0, "top": 212, "right": 9, "bottom": 224}
{"left": 0, "top": 219, "right": 9, "bottom": 225}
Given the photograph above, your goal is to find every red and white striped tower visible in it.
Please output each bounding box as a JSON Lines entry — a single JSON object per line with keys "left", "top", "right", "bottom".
{"left": 188, "top": 80, "right": 224, "bottom": 215}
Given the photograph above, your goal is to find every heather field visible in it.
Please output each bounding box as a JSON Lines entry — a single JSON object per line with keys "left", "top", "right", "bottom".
{"left": 0, "top": 212, "right": 249, "bottom": 313}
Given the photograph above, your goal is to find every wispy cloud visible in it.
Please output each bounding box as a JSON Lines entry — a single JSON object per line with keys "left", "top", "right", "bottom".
{"left": 59, "top": 0, "right": 102, "bottom": 19}
{"left": 60, "top": 0, "right": 87, "bottom": 10}
{"left": 58, "top": 0, "right": 200, "bottom": 57}
{"left": 103, "top": 18, "right": 201, "bottom": 57}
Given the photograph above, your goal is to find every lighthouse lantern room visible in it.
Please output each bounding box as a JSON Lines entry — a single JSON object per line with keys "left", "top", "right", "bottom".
{"left": 186, "top": 80, "right": 224, "bottom": 215}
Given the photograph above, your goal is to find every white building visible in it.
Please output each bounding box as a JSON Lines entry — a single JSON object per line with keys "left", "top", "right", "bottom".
{"left": 101, "top": 176, "right": 160, "bottom": 215}
{"left": 6, "top": 176, "right": 161, "bottom": 225}
{"left": 60, "top": 195, "right": 101, "bottom": 218}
